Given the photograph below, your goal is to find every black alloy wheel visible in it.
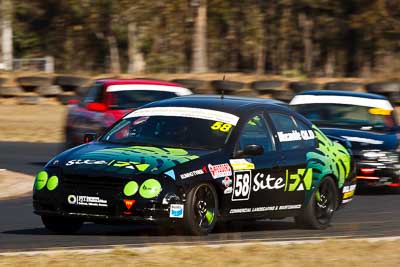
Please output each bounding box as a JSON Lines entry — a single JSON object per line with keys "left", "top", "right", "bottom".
{"left": 184, "top": 183, "right": 218, "bottom": 235}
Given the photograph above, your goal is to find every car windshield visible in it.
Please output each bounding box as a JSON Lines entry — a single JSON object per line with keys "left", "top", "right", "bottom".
{"left": 108, "top": 90, "right": 179, "bottom": 110}
{"left": 293, "top": 104, "right": 396, "bottom": 131}
{"left": 100, "top": 107, "right": 238, "bottom": 150}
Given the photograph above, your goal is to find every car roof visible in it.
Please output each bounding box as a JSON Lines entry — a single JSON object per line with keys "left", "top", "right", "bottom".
{"left": 142, "top": 95, "right": 289, "bottom": 116}
{"left": 97, "top": 79, "right": 184, "bottom": 88}
{"left": 297, "top": 90, "right": 388, "bottom": 100}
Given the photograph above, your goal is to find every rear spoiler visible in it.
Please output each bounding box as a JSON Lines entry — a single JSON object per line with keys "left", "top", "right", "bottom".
{"left": 326, "top": 134, "right": 352, "bottom": 150}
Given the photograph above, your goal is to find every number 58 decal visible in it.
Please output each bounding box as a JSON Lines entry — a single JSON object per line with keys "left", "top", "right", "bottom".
{"left": 232, "top": 170, "right": 252, "bottom": 201}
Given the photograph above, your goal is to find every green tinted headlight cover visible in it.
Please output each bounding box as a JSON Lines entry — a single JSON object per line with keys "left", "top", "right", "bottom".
{"left": 35, "top": 171, "right": 48, "bottom": 190}
{"left": 139, "top": 179, "right": 162, "bottom": 199}
{"left": 47, "top": 175, "right": 59, "bottom": 191}
{"left": 124, "top": 181, "right": 139, "bottom": 196}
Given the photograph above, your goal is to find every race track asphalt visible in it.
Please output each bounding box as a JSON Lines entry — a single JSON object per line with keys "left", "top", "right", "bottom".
{"left": 0, "top": 142, "right": 399, "bottom": 252}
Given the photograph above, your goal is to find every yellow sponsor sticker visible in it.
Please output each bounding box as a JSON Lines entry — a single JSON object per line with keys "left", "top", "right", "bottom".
{"left": 343, "top": 190, "right": 355, "bottom": 199}
{"left": 229, "top": 159, "right": 255, "bottom": 171}
{"left": 368, "top": 108, "right": 392, "bottom": 116}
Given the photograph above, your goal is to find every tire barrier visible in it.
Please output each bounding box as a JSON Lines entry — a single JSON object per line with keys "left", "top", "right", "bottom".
{"left": 210, "top": 80, "right": 244, "bottom": 93}
{"left": 36, "top": 85, "right": 63, "bottom": 97}
{"left": 18, "top": 95, "right": 42, "bottom": 105}
{"left": 323, "top": 81, "right": 363, "bottom": 91}
{"left": 250, "top": 80, "right": 286, "bottom": 91}
{"left": 289, "top": 81, "right": 320, "bottom": 92}
{"left": 1, "top": 75, "right": 400, "bottom": 107}
{"left": 365, "top": 82, "right": 400, "bottom": 94}
{"left": 55, "top": 75, "right": 91, "bottom": 92}
{"left": 0, "top": 86, "right": 22, "bottom": 97}
{"left": 170, "top": 79, "right": 205, "bottom": 92}
{"left": 16, "top": 76, "right": 53, "bottom": 92}
{"left": 270, "top": 89, "right": 295, "bottom": 103}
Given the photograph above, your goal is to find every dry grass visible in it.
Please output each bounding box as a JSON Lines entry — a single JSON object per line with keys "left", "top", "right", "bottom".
{"left": 0, "top": 240, "right": 399, "bottom": 266}
{"left": 0, "top": 102, "right": 66, "bottom": 143}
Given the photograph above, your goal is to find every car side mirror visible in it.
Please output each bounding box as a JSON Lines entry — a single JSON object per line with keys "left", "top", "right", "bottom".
{"left": 235, "top": 144, "right": 264, "bottom": 158}
{"left": 83, "top": 133, "right": 97, "bottom": 143}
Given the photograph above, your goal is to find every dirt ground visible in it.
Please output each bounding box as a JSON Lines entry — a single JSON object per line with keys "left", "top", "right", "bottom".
{"left": 0, "top": 102, "right": 66, "bottom": 143}
{"left": 0, "top": 240, "right": 399, "bottom": 266}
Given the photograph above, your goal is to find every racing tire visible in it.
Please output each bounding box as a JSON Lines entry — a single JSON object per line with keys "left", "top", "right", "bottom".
{"left": 0, "top": 86, "right": 22, "bottom": 97}
{"left": 270, "top": 89, "right": 295, "bottom": 103}
{"left": 389, "top": 92, "right": 400, "bottom": 105}
{"left": 41, "top": 215, "right": 83, "bottom": 234}
{"left": 295, "top": 176, "right": 338, "bottom": 230}
{"left": 170, "top": 79, "right": 205, "bottom": 92}
{"left": 323, "top": 82, "right": 363, "bottom": 91}
{"left": 18, "top": 95, "right": 41, "bottom": 105}
{"left": 210, "top": 80, "right": 244, "bottom": 93}
{"left": 16, "top": 76, "right": 53, "bottom": 92}
{"left": 0, "top": 77, "right": 8, "bottom": 86}
{"left": 183, "top": 183, "right": 218, "bottom": 236}
{"left": 250, "top": 80, "right": 285, "bottom": 91}
{"left": 288, "top": 81, "right": 320, "bottom": 92}
{"left": 55, "top": 75, "right": 91, "bottom": 92}
{"left": 36, "top": 85, "right": 62, "bottom": 97}
{"left": 365, "top": 82, "right": 400, "bottom": 94}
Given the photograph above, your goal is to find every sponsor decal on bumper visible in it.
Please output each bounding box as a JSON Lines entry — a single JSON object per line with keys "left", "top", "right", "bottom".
{"left": 67, "top": 195, "right": 108, "bottom": 207}
{"left": 169, "top": 204, "right": 184, "bottom": 218}
{"left": 342, "top": 184, "right": 356, "bottom": 204}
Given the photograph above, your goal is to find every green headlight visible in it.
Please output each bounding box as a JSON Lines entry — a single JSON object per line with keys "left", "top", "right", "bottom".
{"left": 47, "top": 175, "right": 59, "bottom": 191}
{"left": 124, "top": 181, "right": 139, "bottom": 196}
{"left": 139, "top": 179, "right": 162, "bottom": 199}
{"left": 35, "top": 171, "right": 48, "bottom": 190}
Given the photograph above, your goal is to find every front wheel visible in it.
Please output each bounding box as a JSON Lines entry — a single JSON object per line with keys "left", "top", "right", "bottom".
{"left": 295, "top": 176, "right": 338, "bottom": 230}
{"left": 183, "top": 183, "right": 218, "bottom": 235}
{"left": 42, "top": 215, "right": 83, "bottom": 234}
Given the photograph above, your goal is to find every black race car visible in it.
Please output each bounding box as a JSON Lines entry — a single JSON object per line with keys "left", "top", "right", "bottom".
{"left": 290, "top": 90, "right": 400, "bottom": 189}
{"left": 33, "top": 95, "right": 355, "bottom": 235}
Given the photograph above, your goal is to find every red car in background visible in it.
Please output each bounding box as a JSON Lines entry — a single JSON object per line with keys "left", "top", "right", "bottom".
{"left": 65, "top": 79, "right": 192, "bottom": 148}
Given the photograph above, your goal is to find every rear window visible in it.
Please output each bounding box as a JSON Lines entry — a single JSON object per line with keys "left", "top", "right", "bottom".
{"left": 109, "top": 90, "right": 178, "bottom": 109}
{"left": 293, "top": 104, "right": 396, "bottom": 131}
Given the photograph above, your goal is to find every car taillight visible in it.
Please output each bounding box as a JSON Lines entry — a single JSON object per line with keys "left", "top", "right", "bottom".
{"left": 360, "top": 168, "right": 375, "bottom": 175}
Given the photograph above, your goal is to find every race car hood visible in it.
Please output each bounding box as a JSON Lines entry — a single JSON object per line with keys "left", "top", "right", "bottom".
{"left": 52, "top": 142, "right": 210, "bottom": 177}
{"left": 320, "top": 127, "right": 398, "bottom": 153}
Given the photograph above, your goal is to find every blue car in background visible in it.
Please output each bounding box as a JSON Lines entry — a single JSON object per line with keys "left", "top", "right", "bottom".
{"left": 290, "top": 90, "right": 400, "bottom": 190}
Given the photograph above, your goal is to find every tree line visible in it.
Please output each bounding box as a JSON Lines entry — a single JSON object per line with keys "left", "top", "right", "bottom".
{"left": 4, "top": 0, "right": 400, "bottom": 76}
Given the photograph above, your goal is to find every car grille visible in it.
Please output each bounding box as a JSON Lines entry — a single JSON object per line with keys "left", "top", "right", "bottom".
{"left": 62, "top": 175, "right": 126, "bottom": 189}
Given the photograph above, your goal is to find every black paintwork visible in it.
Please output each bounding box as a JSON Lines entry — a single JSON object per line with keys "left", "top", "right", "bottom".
{"left": 33, "top": 95, "right": 355, "bottom": 226}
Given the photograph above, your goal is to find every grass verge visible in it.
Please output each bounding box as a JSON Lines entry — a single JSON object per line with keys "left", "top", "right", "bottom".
{"left": 1, "top": 240, "right": 400, "bottom": 266}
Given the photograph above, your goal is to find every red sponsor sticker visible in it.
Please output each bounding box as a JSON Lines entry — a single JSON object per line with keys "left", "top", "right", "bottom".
{"left": 208, "top": 163, "right": 232, "bottom": 179}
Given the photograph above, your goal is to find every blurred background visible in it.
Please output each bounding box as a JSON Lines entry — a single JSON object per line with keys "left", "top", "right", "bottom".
{"left": 0, "top": 0, "right": 399, "bottom": 76}
{"left": 0, "top": 0, "right": 400, "bottom": 143}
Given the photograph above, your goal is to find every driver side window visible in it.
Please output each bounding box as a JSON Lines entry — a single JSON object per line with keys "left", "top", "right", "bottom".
{"left": 238, "top": 114, "right": 275, "bottom": 152}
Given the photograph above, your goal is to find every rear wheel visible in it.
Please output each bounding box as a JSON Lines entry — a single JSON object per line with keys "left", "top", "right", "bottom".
{"left": 295, "top": 177, "right": 338, "bottom": 229}
{"left": 183, "top": 183, "right": 218, "bottom": 235}
{"left": 41, "top": 215, "right": 83, "bottom": 234}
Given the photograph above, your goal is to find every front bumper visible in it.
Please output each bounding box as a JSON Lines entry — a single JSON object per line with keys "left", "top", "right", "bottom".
{"left": 33, "top": 182, "right": 180, "bottom": 223}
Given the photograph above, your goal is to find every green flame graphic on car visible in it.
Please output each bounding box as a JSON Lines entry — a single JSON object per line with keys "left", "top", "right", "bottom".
{"left": 306, "top": 125, "right": 351, "bottom": 188}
